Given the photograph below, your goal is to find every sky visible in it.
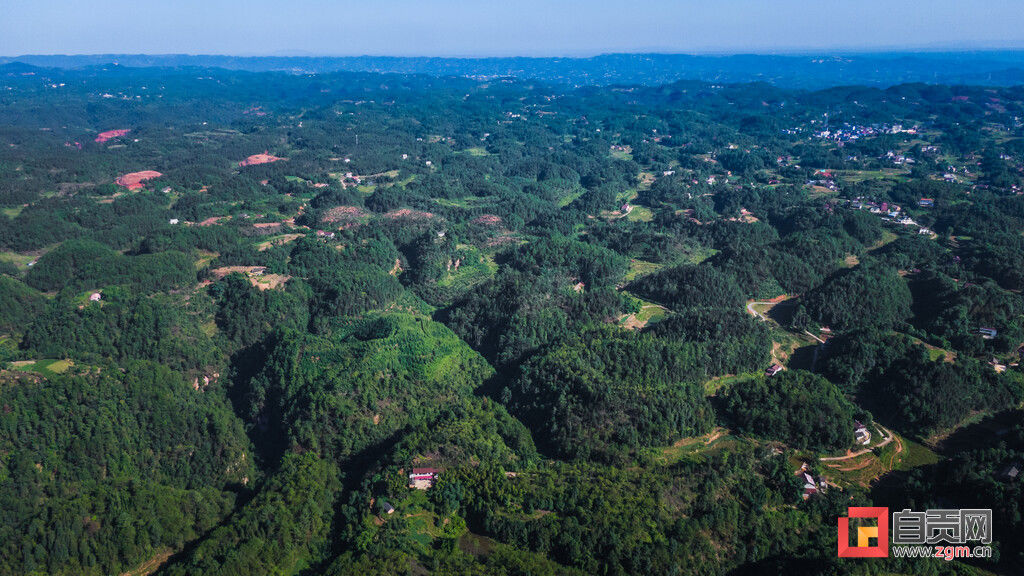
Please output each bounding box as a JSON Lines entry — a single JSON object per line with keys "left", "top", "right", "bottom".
{"left": 2, "top": 0, "right": 1023, "bottom": 57}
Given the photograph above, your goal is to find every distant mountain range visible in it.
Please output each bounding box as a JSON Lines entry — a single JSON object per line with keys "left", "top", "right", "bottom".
{"left": 2, "top": 52, "right": 1024, "bottom": 88}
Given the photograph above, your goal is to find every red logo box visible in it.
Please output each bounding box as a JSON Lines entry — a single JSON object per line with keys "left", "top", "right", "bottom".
{"left": 838, "top": 507, "right": 889, "bottom": 558}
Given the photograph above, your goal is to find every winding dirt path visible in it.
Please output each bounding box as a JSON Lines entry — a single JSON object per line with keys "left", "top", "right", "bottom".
{"left": 746, "top": 301, "right": 769, "bottom": 321}
{"left": 820, "top": 424, "right": 897, "bottom": 462}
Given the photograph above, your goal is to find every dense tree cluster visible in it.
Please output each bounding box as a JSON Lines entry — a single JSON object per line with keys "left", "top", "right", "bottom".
{"left": 1, "top": 62, "right": 1023, "bottom": 575}
{"left": 800, "top": 260, "right": 912, "bottom": 331}
{"left": 718, "top": 370, "right": 860, "bottom": 451}
{"left": 0, "top": 362, "right": 251, "bottom": 575}
{"left": 505, "top": 327, "right": 714, "bottom": 462}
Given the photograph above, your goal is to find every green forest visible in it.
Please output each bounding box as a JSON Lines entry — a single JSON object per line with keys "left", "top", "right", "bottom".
{"left": 1, "top": 62, "right": 1023, "bottom": 575}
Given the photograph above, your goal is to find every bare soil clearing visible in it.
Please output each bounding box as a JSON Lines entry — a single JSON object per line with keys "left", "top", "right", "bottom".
{"left": 239, "top": 153, "right": 285, "bottom": 167}
{"left": 95, "top": 129, "right": 130, "bottom": 143}
{"left": 116, "top": 171, "right": 162, "bottom": 190}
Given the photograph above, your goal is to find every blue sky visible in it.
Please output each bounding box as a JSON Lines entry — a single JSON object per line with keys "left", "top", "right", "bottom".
{"left": 2, "top": 0, "right": 1023, "bottom": 56}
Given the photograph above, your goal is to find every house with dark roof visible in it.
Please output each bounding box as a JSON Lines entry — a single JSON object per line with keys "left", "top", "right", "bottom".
{"left": 1000, "top": 462, "right": 1022, "bottom": 481}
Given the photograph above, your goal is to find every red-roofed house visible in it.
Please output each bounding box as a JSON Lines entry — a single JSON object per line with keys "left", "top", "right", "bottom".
{"left": 409, "top": 468, "right": 441, "bottom": 490}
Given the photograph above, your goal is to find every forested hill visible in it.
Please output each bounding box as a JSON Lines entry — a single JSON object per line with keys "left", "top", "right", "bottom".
{"left": 1, "top": 64, "right": 1024, "bottom": 575}
{"left": 4, "top": 50, "right": 1024, "bottom": 88}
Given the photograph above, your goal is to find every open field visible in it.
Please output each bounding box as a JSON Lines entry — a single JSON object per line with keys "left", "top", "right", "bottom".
{"left": 623, "top": 259, "right": 664, "bottom": 282}
{"left": 702, "top": 372, "right": 758, "bottom": 396}
{"left": 819, "top": 431, "right": 938, "bottom": 489}
{"left": 835, "top": 168, "right": 911, "bottom": 184}
{"left": 436, "top": 251, "right": 498, "bottom": 290}
{"left": 625, "top": 205, "right": 653, "bottom": 222}
{"left": 648, "top": 428, "right": 739, "bottom": 466}
{"left": 9, "top": 359, "right": 74, "bottom": 377}
{"left": 619, "top": 298, "right": 669, "bottom": 330}
{"left": 0, "top": 250, "right": 38, "bottom": 269}
{"left": 256, "top": 233, "right": 304, "bottom": 251}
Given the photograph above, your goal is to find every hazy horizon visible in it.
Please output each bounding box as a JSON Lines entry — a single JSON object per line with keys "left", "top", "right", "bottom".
{"left": 5, "top": 46, "right": 1024, "bottom": 59}
{"left": 3, "top": 1, "right": 1024, "bottom": 58}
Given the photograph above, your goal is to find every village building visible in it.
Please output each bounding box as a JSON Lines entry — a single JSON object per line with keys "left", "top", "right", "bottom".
{"left": 989, "top": 358, "right": 1007, "bottom": 373}
{"left": 854, "top": 421, "right": 871, "bottom": 446}
{"left": 978, "top": 327, "right": 998, "bottom": 340}
{"left": 765, "top": 364, "right": 784, "bottom": 377}
{"left": 1000, "top": 462, "right": 1022, "bottom": 481}
{"left": 794, "top": 463, "right": 825, "bottom": 500}
{"left": 409, "top": 468, "right": 440, "bottom": 490}
{"left": 802, "top": 472, "right": 818, "bottom": 499}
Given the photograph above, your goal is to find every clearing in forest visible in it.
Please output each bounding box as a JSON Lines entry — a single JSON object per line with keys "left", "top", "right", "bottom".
{"left": 210, "top": 266, "right": 290, "bottom": 290}
{"left": 95, "top": 129, "right": 130, "bottom": 143}
{"left": 116, "top": 171, "right": 163, "bottom": 190}
{"left": 620, "top": 302, "right": 669, "bottom": 330}
{"left": 819, "top": 429, "right": 937, "bottom": 489}
{"left": 239, "top": 152, "right": 285, "bottom": 167}
{"left": 9, "top": 359, "right": 74, "bottom": 377}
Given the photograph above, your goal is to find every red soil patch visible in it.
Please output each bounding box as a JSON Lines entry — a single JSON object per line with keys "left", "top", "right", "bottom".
{"left": 238, "top": 152, "right": 285, "bottom": 167}
{"left": 197, "top": 216, "right": 229, "bottom": 227}
{"left": 322, "top": 205, "right": 368, "bottom": 223}
{"left": 95, "top": 129, "right": 130, "bottom": 143}
{"left": 116, "top": 170, "right": 162, "bottom": 191}
{"left": 253, "top": 222, "right": 284, "bottom": 231}
{"left": 210, "top": 266, "right": 290, "bottom": 291}
{"left": 385, "top": 208, "right": 435, "bottom": 220}
{"left": 472, "top": 214, "right": 502, "bottom": 225}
